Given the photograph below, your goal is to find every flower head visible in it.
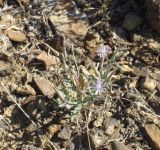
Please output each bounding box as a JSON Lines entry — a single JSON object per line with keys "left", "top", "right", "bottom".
{"left": 96, "top": 44, "right": 112, "bottom": 58}
{"left": 91, "top": 79, "right": 107, "bottom": 95}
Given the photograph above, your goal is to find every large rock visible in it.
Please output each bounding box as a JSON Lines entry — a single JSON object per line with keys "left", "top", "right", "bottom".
{"left": 146, "top": 0, "right": 160, "bottom": 33}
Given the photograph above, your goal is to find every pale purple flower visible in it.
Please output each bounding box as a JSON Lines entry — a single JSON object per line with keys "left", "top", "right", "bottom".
{"left": 96, "top": 44, "right": 112, "bottom": 58}
{"left": 92, "top": 79, "right": 107, "bottom": 95}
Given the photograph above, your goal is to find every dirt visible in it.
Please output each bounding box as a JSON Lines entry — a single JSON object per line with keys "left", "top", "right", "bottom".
{"left": 0, "top": 0, "right": 160, "bottom": 150}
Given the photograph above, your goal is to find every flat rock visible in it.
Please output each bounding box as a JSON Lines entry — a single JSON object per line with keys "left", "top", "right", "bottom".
{"left": 33, "top": 76, "right": 56, "bottom": 98}
{"left": 111, "top": 141, "right": 130, "bottom": 150}
{"left": 36, "top": 52, "right": 60, "bottom": 70}
{"left": 6, "top": 29, "right": 27, "bottom": 42}
{"left": 93, "top": 116, "right": 104, "bottom": 127}
{"left": 123, "top": 13, "right": 142, "bottom": 31}
{"left": 49, "top": 0, "right": 89, "bottom": 40}
{"left": 143, "top": 124, "right": 160, "bottom": 150}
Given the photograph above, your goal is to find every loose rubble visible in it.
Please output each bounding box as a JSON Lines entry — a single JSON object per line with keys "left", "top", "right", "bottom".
{"left": 0, "top": 0, "right": 159, "bottom": 149}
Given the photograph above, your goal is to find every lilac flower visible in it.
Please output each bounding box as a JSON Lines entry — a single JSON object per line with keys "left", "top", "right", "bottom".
{"left": 92, "top": 79, "right": 107, "bottom": 95}
{"left": 96, "top": 44, "right": 112, "bottom": 58}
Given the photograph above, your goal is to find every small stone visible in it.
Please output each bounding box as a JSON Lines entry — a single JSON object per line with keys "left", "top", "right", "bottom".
{"left": 64, "top": 141, "right": 75, "bottom": 150}
{"left": 105, "top": 112, "right": 112, "bottom": 118}
{"left": 0, "top": 14, "right": 15, "bottom": 26}
{"left": 85, "top": 32, "right": 102, "bottom": 50}
{"left": 140, "top": 77, "right": 157, "bottom": 92}
{"left": 143, "top": 124, "right": 160, "bottom": 150}
{"left": 123, "top": 14, "right": 142, "bottom": 31}
{"left": 36, "top": 52, "right": 60, "bottom": 70}
{"left": 58, "top": 125, "right": 72, "bottom": 140}
{"left": 21, "top": 95, "right": 36, "bottom": 106}
{"left": 132, "top": 33, "right": 143, "bottom": 42}
{"left": 120, "top": 65, "right": 133, "bottom": 73}
{"left": 15, "top": 85, "right": 36, "bottom": 96}
{"left": 6, "top": 29, "right": 27, "bottom": 42}
{"left": 33, "top": 76, "right": 56, "bottom": 98}
{"left": 93, "top": 116, "right": 104, "bottom": 127}
{"left": 0, "top": 61, "right": 12, "bottom": 76}
{"left": 104, "top": 118, "right": 118, "bottom": 136}
{"left": 90, "top": 133, "right": 104, "bottom": 149}
{"left": 148, "top": 40, "right": 160, "bottom": 50}
{"left": 20, "top": 144, "right": 43, "bottom": 150}
{"left": 48, "top": 124, "right": 61, "bottom": 135}
{"left": 25, "top": 123, "right": 37, "bottom": 133}
{"left": 111, "top": 141, "right": 130, "bottom": 150}
{"left": 4, "top": 105, "right": 15, "bottom": 118}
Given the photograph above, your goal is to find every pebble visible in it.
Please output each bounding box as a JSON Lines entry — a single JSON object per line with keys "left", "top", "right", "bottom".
{"left": 20, "top": 144, "right": 43, "bottom": 150}
{"left": 15, "top": 85, "right": 36, "bottom": 96}
{"left": 90, "top": 133, "right": 104, "bottom": 149}
{"left": 120, "top": 65, "right": 133, "bottom": 73}
{"left": 147, "top": 40, "right": 160, "bottom": 50}
{"left": 104, "top": 118, "right": 117, "bottom": 136}
{"left": 143, "top": 124, "right": 160, "bottom": 150}
{"left": 140, "top": 76, "right": 157, "bottom": 92}
{"left": 48, "top": 124, "right": 61, "bottom": 135}
{"left": 36, "top": 52, "right": 60, "bottom": 70}
{"left": 64, "top": 141, "right": 75, "bottom": 150}
{"left": 0, "top": 60, "right": 12, "bottom": 77}
{"left": 93, "top": 116, "right": 104, "bottom": 127}
{"left": 21, "top": 95, "right": 36, "bottom": 106}
{"left": 111, "top": 141, "right": 130, "bottom": 150}
{"left": 0, "top": 14, "right": 15, "bottom": 26}
{"left": 33, "top": 76, "right": 56, "bottom": 98}
{"left": 5, "top": 29, "right": 27, "bottom": 43}
{"left": 123, "top": 13, "right": 142, "bottom": 31}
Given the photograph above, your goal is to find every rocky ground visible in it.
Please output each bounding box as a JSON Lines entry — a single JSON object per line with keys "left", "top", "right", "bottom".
{"left": 0, "top": 0, "right": 160, "bottom": 150}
